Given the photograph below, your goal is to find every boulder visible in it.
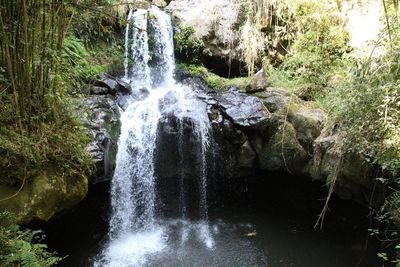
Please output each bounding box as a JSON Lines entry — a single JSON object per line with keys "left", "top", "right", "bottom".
{"left": 116, "top": 78, "right": 132, "bottom": 94}
{"left": 288, "top": 106, "right": 326, "bottom": 153}
{"left": 308, "top": 133, "right": 383, "bottom": 207}
{"left": 90, "top": 85, "right": 110, "bottom": 95}
{"left": 0, "top": 170, "right": 87, "bottom": 224}
{"left": 93, "top": 74, "right": 119, "bottom": 95}
{"left": 246, "top": 69, "right": 269, "bottom": 93}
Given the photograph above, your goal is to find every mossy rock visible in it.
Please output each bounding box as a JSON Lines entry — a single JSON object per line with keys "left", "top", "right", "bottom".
{"left": 258, "top": 122, "right": 309, "bottom": 173}
{"left": 288, "top": 106, "right": 326, "bottom": 153}
{"left": 0, "top": 169, "right": 88, "bottom": 224}
{"left": 294, "top": 83, "right": 321, "bottom": 101}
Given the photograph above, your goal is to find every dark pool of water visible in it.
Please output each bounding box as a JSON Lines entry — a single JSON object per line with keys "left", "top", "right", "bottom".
{"left": 39, "top": 173, "right": 381, "bottom": 267}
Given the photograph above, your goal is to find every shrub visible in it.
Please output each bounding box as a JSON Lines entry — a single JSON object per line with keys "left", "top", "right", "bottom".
{"left": 174, "top": 26, "right": 205, "bottom": 64}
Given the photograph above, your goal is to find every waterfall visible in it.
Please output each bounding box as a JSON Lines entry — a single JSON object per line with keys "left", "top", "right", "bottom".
{"left": 130, "top": 9, "right": 151, "bottom": 88}
{"left": 123, "top": 9, "right": 133, "bottom": 81}
{"left": 95, "top": 6, "right": 213, "bottom": 267}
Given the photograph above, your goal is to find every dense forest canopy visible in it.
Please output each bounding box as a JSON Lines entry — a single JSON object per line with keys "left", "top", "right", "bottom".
{"left": 0, "top": 0, "right": 399, "bottom": 266}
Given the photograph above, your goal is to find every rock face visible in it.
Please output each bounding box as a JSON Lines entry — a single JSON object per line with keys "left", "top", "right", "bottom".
{"left": 167, "top": 0, "right": 242, "bottom": 63}
{"left": 80, "top": 75, "right": 123, "bottom": 183}
{"left": 173, "top": 71, "right": 380, "bottom": 207}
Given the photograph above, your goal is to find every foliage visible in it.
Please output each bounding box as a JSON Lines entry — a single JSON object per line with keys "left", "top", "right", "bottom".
{"left": 62, "top": 36, "right": 98, "bottom": 81}
{"left": 315, "top": 3, "right": 399, "bottom": 263}
{"left": 0, "top": 1, "right": 93, "bottom": 186}
{"left": 281, "top": 2, "right": 350, "bottom": 98}
{"left": 0, "top": 0, "right": 71, "bottom": 130}
{"left": 237, "top": 0, "right": 304, "bottom": 75}
{"left": 62, "top": 35, "right": 124, "bottom": 82}
{"left": 0, "top": 112, "right": 92, "bottom": 186}
{"left": 254, "top": 1, "right": 350, "bottom": 100}
{"left": 237, "top": 0, "right": 350, "bottom": 84}
{"left": 174, "top": 26, "right": 205, "bottom": 64}
{"left": 239, "top": 1, "right": 399, "bottom": 261}
{"left": 238, "top": 0, "right": 268, "bottom": 75}
{"left": 323, "top": 24, "right": 400, "bottom": 179}
{"left": 254, "top": 0, "right": 397, "bottom": 176}
{"left": 0, "top": 212, "right": 62, "bottom": 266}
{"left": 70, "top": 0, "right": 124, "bottom": 45}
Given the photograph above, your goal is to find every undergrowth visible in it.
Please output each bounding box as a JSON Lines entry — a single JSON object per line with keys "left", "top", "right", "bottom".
{"left": 0, "top": 212, "right": 62, "bottom": 267}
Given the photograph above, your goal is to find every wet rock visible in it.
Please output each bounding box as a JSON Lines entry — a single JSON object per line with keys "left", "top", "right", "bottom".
{"left": 93, "top": 74, "right": 132, "bottom": 95}
{"left": 93, "top": 74, "right": 119, "bottom": 95}
{"left": 117, "top": 94, "right": 133, "bottom": 110}
{"left": 215, "top": 88, "right": 270, "bottom": 128}
{"left": 117, "top": 88, "right": 149, "bottom": 110}
{"left": 116, "top": 78, "right": 132, "bottom": 94}
{"left": 238, "top": 140, "right": 256, "bottom": 168}
{"left": 159, "top": 91, "right": 178, "bottom": 115}
{"left": 155, "top": 117, "right": 199, "bottom": 179}
{"left": 90, "top": 85, "right": 110, "bottom": 95}
{"left": 138, "top": 87, "right": 150, "bottom": 98}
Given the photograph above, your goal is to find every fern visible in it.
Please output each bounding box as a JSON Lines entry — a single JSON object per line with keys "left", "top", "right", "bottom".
{"left": 0, "top": 212, "right": 62, "bottom": 267}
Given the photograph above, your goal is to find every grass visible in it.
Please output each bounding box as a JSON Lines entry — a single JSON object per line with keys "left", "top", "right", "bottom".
{"left": 179, "top": 63, "right": 251, "bottom": 91}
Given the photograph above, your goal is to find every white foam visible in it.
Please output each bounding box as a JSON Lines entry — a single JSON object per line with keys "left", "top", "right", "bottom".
{"left": 197, "top": 222, "right": 215, "bottom": 250}
{"left": 95, "top": 227, "right": 166, "bottom": 267}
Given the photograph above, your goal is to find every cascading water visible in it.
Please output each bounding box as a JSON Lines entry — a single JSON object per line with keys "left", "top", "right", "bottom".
{"left": 95, "top": 6, "right": 213, "bottom": 267}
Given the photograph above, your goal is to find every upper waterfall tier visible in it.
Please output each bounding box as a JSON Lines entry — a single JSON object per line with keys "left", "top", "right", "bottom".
{"left": 123, "top": 7, "right": 175, "bottom": 88}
